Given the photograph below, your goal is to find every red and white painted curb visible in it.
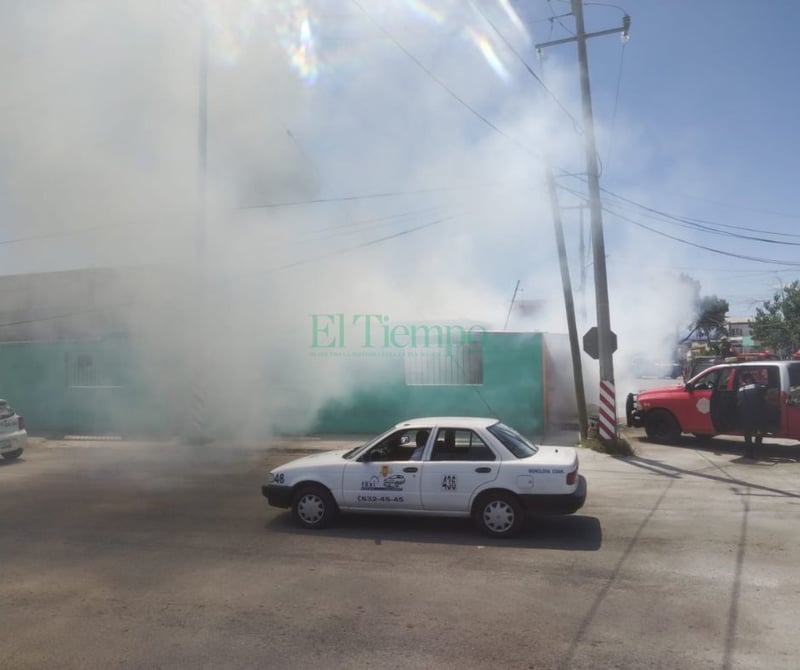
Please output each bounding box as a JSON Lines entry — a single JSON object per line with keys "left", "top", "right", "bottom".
{"left": 599, "top": 380, "right": 617, "bottom": 440}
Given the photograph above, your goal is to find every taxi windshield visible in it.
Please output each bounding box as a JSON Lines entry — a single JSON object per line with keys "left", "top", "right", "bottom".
{"left": 342, "top": 426, "right": 396, "bottom": 459}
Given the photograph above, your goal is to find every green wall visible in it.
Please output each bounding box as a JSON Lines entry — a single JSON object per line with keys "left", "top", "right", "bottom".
{"left": 0, "top": 336, "right": 174, "bottom": 436}
{"left": 0, "top": 332, "right": 545, "bottom": 438}
{"left": 313, "top": 332, "right": 544, "bottom": 436}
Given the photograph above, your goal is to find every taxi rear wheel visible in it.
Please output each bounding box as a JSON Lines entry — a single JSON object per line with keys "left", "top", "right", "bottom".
{"left": 473, "top": 492, "right": 524, "bottom": 538}
{"left": 292, "top": 485, "right": 337, "bottom": 530}
{"left": 2, "top": 448, "right": 22, "bottom": 460}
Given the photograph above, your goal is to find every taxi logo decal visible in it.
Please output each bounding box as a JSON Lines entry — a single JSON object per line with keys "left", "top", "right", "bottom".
{"left": 361, "top": 474, "right": 406, "bottom": 491}
{"left": 696, "top": 397, "right": 710, "bottom": 414}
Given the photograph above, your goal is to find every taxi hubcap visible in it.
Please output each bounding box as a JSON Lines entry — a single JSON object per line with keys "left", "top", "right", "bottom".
{"left": 484, "top": 500, "right": 514, "bottom": 532}
{"left": 298, "top": 494, "right": 324, "bottom": 523}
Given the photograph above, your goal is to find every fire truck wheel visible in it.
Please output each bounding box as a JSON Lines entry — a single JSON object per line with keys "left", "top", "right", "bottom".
{"left": 644, "top": 410, "right": 681, "bottom": 444}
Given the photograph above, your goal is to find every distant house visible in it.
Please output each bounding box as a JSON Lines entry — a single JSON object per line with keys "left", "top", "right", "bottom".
{"left": 726, "top": 316, "right": 753, "bottom": 340}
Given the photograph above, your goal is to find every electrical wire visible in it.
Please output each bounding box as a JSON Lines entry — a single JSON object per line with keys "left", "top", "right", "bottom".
{"left": 241, "top": 185, "right": 475, "bottom": 210}
{"left": 267, "top": 215, "right": 453, "bottom": 273}
{"left": 469, "top": 0, "right": 583, "bottom": 133}
{"left": 547, "top": 0, "right": 575, "bottom": 36}
{"left": 0, "top": 303, "right": 137, "bottom": 329}
{"left": 349, "top": 0, "right": 546, "bottom": 163}
{"left": 557, "top": 177, "right": 800, "bottom": 241}
{"left": 602, "top": 206, "right": 800, "bottom": 267}
{"left": 601, "top": 35, "right": 627, "bottom": 177}
{"left": 598, "top": 187, "right": 800, "bottom": 240}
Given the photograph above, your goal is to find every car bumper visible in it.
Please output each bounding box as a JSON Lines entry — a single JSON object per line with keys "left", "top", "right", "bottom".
{"left": 262, "top": 484, "right": 293, "bottom": 508}
{"left": 0, "top": 430, "right": 26, "bottom": 454}
{"left": 519, "top": 475, "right": 587, "bottom": 515}
{"left": 625, "top": 393, "right": 645, "bottom": 427}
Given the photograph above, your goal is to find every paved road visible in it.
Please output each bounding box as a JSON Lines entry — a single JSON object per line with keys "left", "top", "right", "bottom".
{"left": 1, "top": 433, "right": 798, "bottom": 669}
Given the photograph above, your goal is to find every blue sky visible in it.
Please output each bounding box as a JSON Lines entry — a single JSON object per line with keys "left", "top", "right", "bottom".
{"left": 511, "top": 0, "right": 800, "bottom": 316}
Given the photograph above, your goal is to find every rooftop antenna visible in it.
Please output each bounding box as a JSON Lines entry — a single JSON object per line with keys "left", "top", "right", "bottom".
{"left": 504, "top": 280, "right": 521, "bottom": 330}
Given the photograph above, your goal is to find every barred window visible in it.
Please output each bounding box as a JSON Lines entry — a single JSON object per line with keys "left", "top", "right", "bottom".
{"left": 65, "top": 352, "right": 124, "bottom": 388}
{"left": 404, "top": 341, "right": 483, "bottom": 386}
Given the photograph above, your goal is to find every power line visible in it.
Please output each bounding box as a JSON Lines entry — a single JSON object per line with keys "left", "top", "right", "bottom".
{"left": 349, "top": 0, "right": 546, "bottom": 163}
{"left": 558, "top": 177, "right": 800, "bottom": 240}
{"left": 268, "top": 215, "right": 453, "bottom": 273}
{"left": 601, "top": 32, "right": 627, "bottom": 177}
{"left": 602, "top": 206, "right": 800, "bottom": 267}
{"left": 599, "top": 189, "right": 800, "bottom": 241}
{"left": 241, "top": 185, "right": 468, "bottom": 210}
{"left": 470, "top": 0, "right": 582, "bottom": 132}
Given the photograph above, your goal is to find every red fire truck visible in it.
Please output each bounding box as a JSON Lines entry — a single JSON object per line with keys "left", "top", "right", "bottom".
{"left": 626, "top": 360, "right": 800, "bottom": 443}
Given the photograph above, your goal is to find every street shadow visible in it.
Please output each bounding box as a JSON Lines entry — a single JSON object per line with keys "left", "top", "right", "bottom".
{"left": 620, "top": 453, "right": 800, "bottom": 499}
{"left": 637, "top": 434, "right": 800, "bottom": 464}
{"left": 266, "top": 511, "right": 602, "bottom": 550}
{"left": 0, "top": 456, "right": 24, "bottom": 467}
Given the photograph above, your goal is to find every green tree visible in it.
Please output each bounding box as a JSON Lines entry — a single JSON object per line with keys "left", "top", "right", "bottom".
{"left": 677, "top": 275, "right": 730, "bottom": 349}
{"left": 751, "top": 281, "right": 800, "bottom": 357}
{"left": 694, "top": 295, "right": 730, "bottom": 346}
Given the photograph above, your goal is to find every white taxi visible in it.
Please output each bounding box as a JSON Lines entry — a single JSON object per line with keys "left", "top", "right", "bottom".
{"left": 262, "top": 417, "right": 586, "bottom": 538}
{"left": 0, "top": 399, "right": 27, "bottom": 461}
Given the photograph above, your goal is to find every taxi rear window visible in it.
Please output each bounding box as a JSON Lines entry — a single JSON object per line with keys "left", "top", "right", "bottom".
{"left": 487, "top": 423, "right": 538, "bottom": 458}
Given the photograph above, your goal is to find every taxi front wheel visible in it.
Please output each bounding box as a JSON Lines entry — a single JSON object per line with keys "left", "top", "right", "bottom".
{"left": 473, "top": 492, "right": 524, "bottom": 538}
{"left": 292, "top": 485, "right": 338, "bottom": 530}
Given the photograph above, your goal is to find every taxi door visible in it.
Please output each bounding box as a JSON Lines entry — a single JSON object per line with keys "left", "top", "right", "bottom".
{"left": 341, "top": 429, "right": 423, "bottom": 511}
{"left": 419, "top": 428, "right": 499, "bottom": 512}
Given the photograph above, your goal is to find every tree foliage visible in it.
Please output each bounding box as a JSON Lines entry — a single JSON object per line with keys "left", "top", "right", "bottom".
{"left": 694, "top": 295, "right": 730, "bottom": 344}
{"left": 751, "top": 281, "right": 800, "bottom": 357}
{"left": 677, "top": 275, "right": 729, "bottom": 345}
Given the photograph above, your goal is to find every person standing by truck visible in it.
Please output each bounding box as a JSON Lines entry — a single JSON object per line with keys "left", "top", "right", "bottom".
{"left": 737, "top": 372, "right": 766, "bottom": 459}
{"left": 719, "top": 336, "right": 738, "bottom": 359}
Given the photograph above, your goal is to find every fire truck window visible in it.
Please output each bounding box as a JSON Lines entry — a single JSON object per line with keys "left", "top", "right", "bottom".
{"left": 693, "top": 370, "right": 716, "bottom": 390}
{"left": 788, "top": 364, "right": 800, "bottom": 406}
{"left": 715, "top": 368, "right": 734, "bottom": 390}
{"left": 766, "top": 367, "right": 779, "bottom": 389}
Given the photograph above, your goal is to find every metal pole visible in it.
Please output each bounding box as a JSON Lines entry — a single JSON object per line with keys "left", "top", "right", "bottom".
{"left": 189, "top": 18, "right": 209, "bottom": 443}
{"left": 197, "top": 21, "right": 208, "bottom": 259}
{"left": 504, "top": 280, "right": 521, "bottom": 330}
{"left": 546, "top": 168, "right": 589, "bottom": 440}
{"left": 572, "top": 0, "right": 617, "bottom": 440}
{"left": 579, "top": 203, "right": 587, "bottom": 322}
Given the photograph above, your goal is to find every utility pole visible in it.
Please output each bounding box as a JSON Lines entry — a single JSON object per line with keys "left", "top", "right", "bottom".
{"left": 536, "top": 0, "right": 630, "bottom": 442}
{"left": 546, "top": 169, "right": 588, "bottom": 440}
{"left": 188, "top": 18, "right": 209, "bottom": 443}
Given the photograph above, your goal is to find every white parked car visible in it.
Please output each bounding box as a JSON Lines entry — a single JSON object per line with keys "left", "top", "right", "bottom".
{"left": 263, "top": 417, "right": 587, "bottom": 538}
{"left": 0, "top": 400, "right": 27, "bottom": 461}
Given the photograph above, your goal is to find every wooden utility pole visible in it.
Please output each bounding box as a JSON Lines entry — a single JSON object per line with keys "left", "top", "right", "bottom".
{"left": 546, "top": 169, "right": 589, "bottom": 440}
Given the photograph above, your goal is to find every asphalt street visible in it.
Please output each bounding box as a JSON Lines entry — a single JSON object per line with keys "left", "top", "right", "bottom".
{"left": 1, "top": 431, "right": 798, "bottom": 669}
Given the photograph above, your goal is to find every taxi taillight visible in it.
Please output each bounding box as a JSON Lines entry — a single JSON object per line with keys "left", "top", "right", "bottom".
{"left": 566, "top": 469, "right": 577, "bottom": 485}
{"left": 18, "top": 416, "right": 24, "bottom": 430}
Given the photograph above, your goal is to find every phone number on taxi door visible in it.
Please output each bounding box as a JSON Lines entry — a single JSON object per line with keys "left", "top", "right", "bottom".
{"left": 357, "top": 495, "right": 405, "bottom": 503}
